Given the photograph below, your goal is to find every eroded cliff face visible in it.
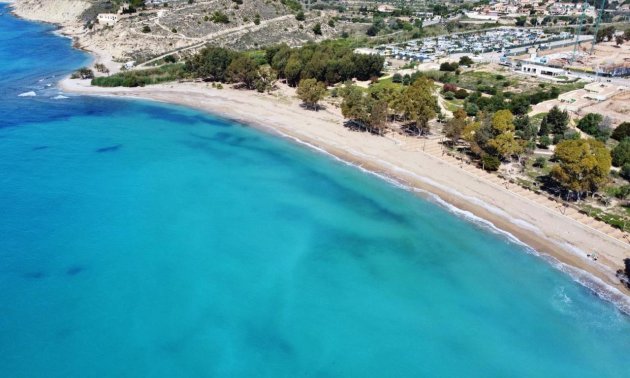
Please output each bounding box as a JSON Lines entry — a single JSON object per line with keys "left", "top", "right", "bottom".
{"left": 11, "top": 0, "right": 91, "bottom": 25}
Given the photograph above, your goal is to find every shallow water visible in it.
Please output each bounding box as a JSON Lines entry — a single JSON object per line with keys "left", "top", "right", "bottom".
{"left": 1, "top": 5, "right": 629, "bottom": 377}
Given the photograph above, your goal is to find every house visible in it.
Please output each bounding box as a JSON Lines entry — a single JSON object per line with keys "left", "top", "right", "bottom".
{"left": 97, "top": 13, "right": 119, "bottom": 26}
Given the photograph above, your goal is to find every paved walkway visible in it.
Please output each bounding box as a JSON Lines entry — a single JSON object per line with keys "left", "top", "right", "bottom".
{"left": 395, "top": 133, "right": 630, "bottom": 245}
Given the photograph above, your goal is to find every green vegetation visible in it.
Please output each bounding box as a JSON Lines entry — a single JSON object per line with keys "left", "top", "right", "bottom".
{"left": 580, "top": 205, "right": 630, "bottom": 232}
{"left": 612, "top": 138, "right": 630, "bottom": 167}
{"left": 312, "top": 23, "right": 322, "bottom": 36}
{"left": 265, "top": 41, "right": 384, "bottom": 86}
{"left": 339, "top": 77, "right": 437, "bottom": 136}
{"left": 71, "top": 67, "right": 94, "bottom": 79}
{"left": 91, "top": 64, "right": 185, "bottom": 87}
{"left": 210, "top": 11, "right": 229, "bottom": 24}
{"left": 281, "top": 0, "right": 302, "bottom": 12}
{"left": 612, "top": 122, "right": 630, "bottom": 141}
{"left": 577, "top": 113, "right": 611, "bottom": 141}
{"left": 551, "top": 139, "right": 611, "bottom": 195}
{"left": 297, "top": 79, "right": 327, "bottom": 110}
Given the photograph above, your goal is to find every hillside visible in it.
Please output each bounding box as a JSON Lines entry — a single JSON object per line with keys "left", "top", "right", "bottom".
{"left": 11, "top": 0, "right": 366, "bottom": 72}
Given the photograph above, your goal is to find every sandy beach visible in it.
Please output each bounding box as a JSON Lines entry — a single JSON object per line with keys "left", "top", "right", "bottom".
{"left": 59, "top": 77, "right": 630, "bottom": 309}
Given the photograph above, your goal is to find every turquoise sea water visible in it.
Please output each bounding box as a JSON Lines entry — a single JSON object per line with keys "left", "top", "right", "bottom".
{"left": 1, "top": 5, "right": 629, "bottom": 377}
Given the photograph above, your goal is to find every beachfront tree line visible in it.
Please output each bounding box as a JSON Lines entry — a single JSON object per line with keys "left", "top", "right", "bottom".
{"left": 184, "top": 42, "right": 385, "bottom": 89}
{"left": 334, "top": 77, "right": 438, "bottom": 136}
{"left": 91, "top": 41, "right": 384, "bottom": 90}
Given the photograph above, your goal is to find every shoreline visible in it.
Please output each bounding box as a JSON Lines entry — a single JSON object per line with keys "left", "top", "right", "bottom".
{"left": 7, "top": 1, "right": 629, "bottom": 311}
{"left": 59, "top": 78, "right": 630, "bottom": 313}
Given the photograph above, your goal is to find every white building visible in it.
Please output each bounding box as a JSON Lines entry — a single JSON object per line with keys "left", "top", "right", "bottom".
{"left": 520, "top": 63, "right": 565, "bottom": 78}
{"left": 97, "top": 13, "right": 119, "bottom": 26}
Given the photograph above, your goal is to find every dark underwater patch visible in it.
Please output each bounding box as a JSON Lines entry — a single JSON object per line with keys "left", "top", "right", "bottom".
{"left": 66, "top": 265, "right": 84, "bottom": 276}
{"left": 23, "top": 271, "right": 46, "bottom": 279}
{"left": 96, "top": 144, "right": 122, "bottom": 153}
{"left": 32, "top": 145, "right": 48, "bottom": 151}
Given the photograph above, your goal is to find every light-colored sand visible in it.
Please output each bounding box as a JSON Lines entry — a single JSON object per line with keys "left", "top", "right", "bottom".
{"left": 60, "top": 78, "right": 630, "bottom": 304}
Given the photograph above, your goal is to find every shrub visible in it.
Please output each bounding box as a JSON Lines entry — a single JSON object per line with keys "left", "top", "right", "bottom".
{"left": 459, "top": 56, "right": 473, "bottom": 66}
{"left": 442, "top": 83, "right": 457, "bottom": 93}
{"left": 141, "top": 25, "right": 151, "bottom": 33}
{"left": 295, "top": 11, "right": 305, "bottom": 21}
{"left": 539, "top": 135, "right": 551, "bottom": 148}
{"left": 612, "top": 138, "right": 630, "bottom": 167}
{"left": 482, "top": 155, "right": 501, "bottom": 171}
{"left": 534, "top": 156, "right": 547, "bottom": 168}
{"left": 443, "top": 91, "right": 455, "bottom": 100}
{"left": 392, "top": 73, "right": 402, "bottom": 83}
{"left": 621, "top": 163, "right": 630, "bottom": 180}
{"left": 612, "top": 122, "right": 630, "bottom": 141}
{"left": 454, "top": 89, "right": 468, "bottom": 99}
{"left": 439, "top": 62, "right": 459, "bottom": 72}
{"left": 71, "top": 67, "right": 94, "bottom": 79}
{"left": 312, "top": 23, "right": 322, "bottom": 35}
{"left": 211, "top": 11, "right": 229, "bottom": 24}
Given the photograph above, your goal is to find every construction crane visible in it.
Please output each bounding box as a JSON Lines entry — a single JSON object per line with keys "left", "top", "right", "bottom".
{"left": 590, "top": 0, "right": 607, "bottom": 55}
{"left": 571, "top": 1, "right": 589, "bottom": 63}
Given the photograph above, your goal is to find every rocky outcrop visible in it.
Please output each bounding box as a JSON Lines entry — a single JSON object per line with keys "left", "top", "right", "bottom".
{"left": 11, "top": 0, "right": 91, "bottom": 25}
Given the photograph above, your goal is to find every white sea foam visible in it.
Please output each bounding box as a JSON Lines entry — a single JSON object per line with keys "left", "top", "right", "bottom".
{"left": 18, "top": 91, "right": 36, "bottom": 97}
{"left": 270, "top": 130, "right": 630, "bottom": 315}
{"left": 52, "top": 95, "right": 69, "bottom": 100}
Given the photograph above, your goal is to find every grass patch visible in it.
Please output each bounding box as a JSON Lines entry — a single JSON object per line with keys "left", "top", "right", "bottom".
{"left": 443, "top": 98, "right": 464, "bottom": 112}
{"left": 530, "top": 112, "right": 548, "bottom": 127}
{"left": 580, "top": 205, "right": 630, "bottom": 232}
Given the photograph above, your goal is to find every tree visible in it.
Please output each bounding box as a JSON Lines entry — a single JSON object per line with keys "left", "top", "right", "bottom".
{"left": 185, "top": 46, "right": 235, "bottom": 82}
{"left": 596, "top": 26, "right": 615, "bottom": 42}
{"left": 444, "top": 116, "right": 466, "bottom": 145}
{"left": 612, "top": 122, "right": 630, "bottom": 141}
{"left": 538, "top": 116, "right": 550, "bottom": 136}
{"left": 392, "top": 73, "right": 402, "bottom": 83}
{"left": 459, "top": 56, "right": 474, "bottom": 66}
{"left": 392, "top": 77, "right": 437, "bottom": 135}
{"left": 296, "top": 78, "right": 327, "bottom": 110}
{"left": 488, "top": 132, "right": 524, "bottom": 160}
{"left": 577, "top": 113, "right": 604, "bottom": 137}
{"left": 544, "top": 105, "right": 569, "bottom": 134}
{"left": 71, "top": 67, "right": 94, "bottom": 79}
{"left": 491, "top": 109, "right": 514, "bottom": 134}
{"left": 551, "top": 139, "right": 611, "bottom": 194}
{"left": 341, "top": 85, "right": 370, "bottom": 125}
{"left": 516, "top": 16, "right": 527, "bottom": 27}
{"left": 226, "top": 54, "right": 259, "bottom": 89}
{"left": 484, "top": 110, "right": 524, "bottom": 160}
{"left": 482, "top": 155, "right": 501, "bottom": 171}
{"left": 612, "top": 138, "right": 630, "bottom": 167}
{"left": 254, "top": 66, "right": 277, "bottom": 93}
{"left": 295, "top": 11, "right": 305, "bottom": 21}
{"left": 515, "top": 115, "right": 537, "bottom": 141}
{"left": 616, "top": 35, "right": 625, "bottom": 46}
{"left": 439, "top": 62, "right": 458, "bottom": 72}
{"left": 509, "top": 95, "right": 531, "bottom": 116}
{"left": 312, "top": 23, "right": 322, "bottom": 35}
{"left": 369, "top": 100, "right": 388, "bottom": 135}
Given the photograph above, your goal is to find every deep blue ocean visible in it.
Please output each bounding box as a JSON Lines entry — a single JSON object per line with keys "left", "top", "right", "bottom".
{"left": 1, "top": 4, "right": 629, "bottom": 377}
